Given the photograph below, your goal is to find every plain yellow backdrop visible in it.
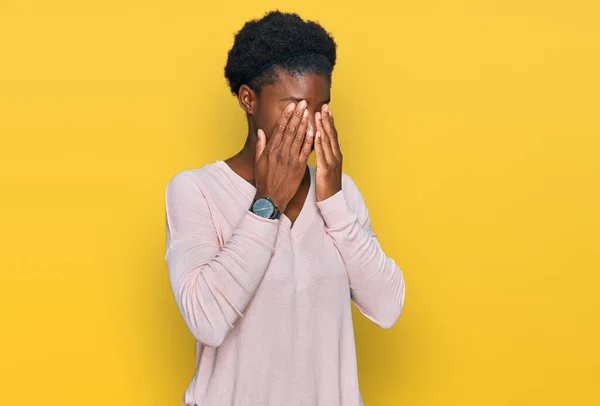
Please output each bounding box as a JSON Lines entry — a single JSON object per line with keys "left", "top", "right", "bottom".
{"left": 1, "top": 1, "right": 599, "bottom": 405}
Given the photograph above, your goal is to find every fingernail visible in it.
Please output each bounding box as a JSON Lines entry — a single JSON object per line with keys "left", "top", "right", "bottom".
{"left": 316, "top": 130, "right": 320, "bottom": 138}
{"left": 324, "top": 104, "right": 329, "bottom": 112}
{"left": 299, "top": 100, "right": 307, "bottom": 108}
{"left": 316, "top": 112, "right": 321, "bottom": 120}
{"left": 329, "top": 109, "right": 333, "bottom": 118}
{"left": 288, "top": 103, "right": 296, "bottom": 110}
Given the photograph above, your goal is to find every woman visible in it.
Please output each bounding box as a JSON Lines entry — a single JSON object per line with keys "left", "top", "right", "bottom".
{"left": 164, "top": 10, "right": 406, "bottom": 406}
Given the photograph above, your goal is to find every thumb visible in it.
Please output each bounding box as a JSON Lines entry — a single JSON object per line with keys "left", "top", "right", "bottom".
{"left": 255, "top": 129, "right": 266, "bottom": 163}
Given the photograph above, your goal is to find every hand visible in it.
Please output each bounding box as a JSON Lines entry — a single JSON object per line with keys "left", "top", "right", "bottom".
{"left": 314, "top": 104, "right": 342, "bottom": 202}
{"left": 254, "top": 100, "right": 314, "bottom": 213}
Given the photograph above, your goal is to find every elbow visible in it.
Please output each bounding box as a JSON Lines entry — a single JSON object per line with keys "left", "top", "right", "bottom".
{"left": 188, "top": 325, "right": 229, "bottom": 348}
{"left": 179, "top": 308, "right": 231, "bottom": 348}
{"left": 182, "top": 307, "right": 231, "bottom": 347}
{"left": 356, "top": 300, "right": 404, "bottom": 330}
{"left": 377, "top": 306, "right": 403, "bottom": 329}
{"left": 353, "top": 276, "right": 406, "bottom": 330}
{"left": 176, "top": 280, "right": 233, "bottom": 348}
{"left": 376, "top": 280, "right": 406, "bottom": 330}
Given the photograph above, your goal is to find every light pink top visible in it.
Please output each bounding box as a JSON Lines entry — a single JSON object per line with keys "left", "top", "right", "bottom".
{"left": 164, "top": 160, "right": 406, "bottom": 406}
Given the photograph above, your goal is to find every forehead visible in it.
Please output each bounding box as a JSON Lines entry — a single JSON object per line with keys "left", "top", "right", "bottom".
{"left": 260, "top": 71, "right": 330, "bottom": 104}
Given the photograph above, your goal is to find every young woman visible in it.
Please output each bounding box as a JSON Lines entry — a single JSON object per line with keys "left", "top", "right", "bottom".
{"left": 164, "top": 10, "right": 406, "bottom": 406}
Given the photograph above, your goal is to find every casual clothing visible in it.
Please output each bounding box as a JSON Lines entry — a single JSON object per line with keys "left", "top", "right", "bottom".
{"left": 164, "top": 160, "right": 406, "bottom": 406}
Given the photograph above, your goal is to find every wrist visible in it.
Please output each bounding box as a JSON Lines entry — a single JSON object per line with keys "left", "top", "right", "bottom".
{"left": 316, "top": 186, "right": 342, "bottom": 203}
{"left": 250, "top": 194, "right": 285, "bottom": 219}
{"left": 254, "top": 191, "right": 287, "bottom": 212}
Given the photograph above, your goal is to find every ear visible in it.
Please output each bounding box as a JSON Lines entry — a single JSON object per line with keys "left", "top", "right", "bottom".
{"left": 238, "top": 84, "right": 257, "bottom": 115}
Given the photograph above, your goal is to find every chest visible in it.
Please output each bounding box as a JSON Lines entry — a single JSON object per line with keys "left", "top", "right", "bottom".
{"left": 216, "top": 203, "right": 350, "bottom": 297}
{"left": 283, "top": 183, "right": 310, "bottom": 226}
{"left": 202, "top": 169, "right": 352, "bottom": 299}
{"left": 263, "top": 225, "right": 350, "bottom": 295}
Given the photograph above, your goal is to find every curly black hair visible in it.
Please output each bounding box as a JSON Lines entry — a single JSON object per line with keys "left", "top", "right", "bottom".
{"left": 224, "top": 10, "right": 337, "bottom": 97}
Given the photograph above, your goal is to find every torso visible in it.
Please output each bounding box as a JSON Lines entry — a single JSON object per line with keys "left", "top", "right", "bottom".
{"left": 282, "top": 176, "right": 310, "bottom": 226}
{"left": 170, "top": 159, "right": 364, "bottom": 406}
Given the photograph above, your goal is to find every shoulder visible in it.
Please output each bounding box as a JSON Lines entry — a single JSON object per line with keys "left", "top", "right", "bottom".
{"left": 165, "top": 162, "right": 219, "bottom": 192}
{"left": 164, "top": 163, "right": 226, "bottom": 208}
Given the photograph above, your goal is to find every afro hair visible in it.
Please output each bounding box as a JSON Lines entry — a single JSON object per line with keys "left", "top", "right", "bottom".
{"left": 224, "top": 10, "right": 337, "bottom": 97}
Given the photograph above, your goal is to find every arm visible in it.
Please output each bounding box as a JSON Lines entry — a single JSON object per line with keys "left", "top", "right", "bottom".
{"left": 164, "top": 170, "right": 281, "bottom": 347}
{"left": 315, "top": 173, "right": 406, "bottom": 329}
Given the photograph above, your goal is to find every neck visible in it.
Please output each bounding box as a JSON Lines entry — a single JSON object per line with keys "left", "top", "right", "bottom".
{"left": 237, "top": 131, "right": 258, "bottom": 169}
{"left": 227, "top": 123, "right": 259, "bottom": 185}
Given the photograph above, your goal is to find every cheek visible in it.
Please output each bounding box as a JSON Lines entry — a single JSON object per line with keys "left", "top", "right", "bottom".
{"left": 259, "top": 108, "right": 284, "bottom": 137}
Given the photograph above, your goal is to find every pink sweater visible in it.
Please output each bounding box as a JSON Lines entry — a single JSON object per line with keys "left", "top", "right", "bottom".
{"left": 164, "top": 160, "right": 406, "bottom": 406}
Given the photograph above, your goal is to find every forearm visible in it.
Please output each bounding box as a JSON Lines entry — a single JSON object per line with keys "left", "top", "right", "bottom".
{"left": 165, "top": 171, "right": 282, "bottom": 347}
{"left": 316, "top": 190, "right": 406, "bottom": 329}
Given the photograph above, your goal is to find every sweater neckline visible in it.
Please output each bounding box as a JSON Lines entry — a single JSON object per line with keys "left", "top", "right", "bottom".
{"left": 212, "top": 159, "right": 316, "bottom": 241}
{"left": 212, "top": 159, "right": 256, "bottom": 198}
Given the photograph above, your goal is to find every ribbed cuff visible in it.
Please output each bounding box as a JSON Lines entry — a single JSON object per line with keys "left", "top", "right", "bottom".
{"left": 239, "top": 209, "right": 281, "bottom": 249}
{"left": 315, "top": 189, "right": 357, "bottom": 229}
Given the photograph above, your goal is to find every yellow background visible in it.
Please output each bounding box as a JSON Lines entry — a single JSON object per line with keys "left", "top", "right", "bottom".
{"left": 1, "top": 1, "right": 598, "bottom": 405}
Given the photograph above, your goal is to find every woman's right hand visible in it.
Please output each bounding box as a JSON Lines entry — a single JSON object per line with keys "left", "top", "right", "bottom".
{"left": 254, "top": 100, "right": 314, "bottom": 213}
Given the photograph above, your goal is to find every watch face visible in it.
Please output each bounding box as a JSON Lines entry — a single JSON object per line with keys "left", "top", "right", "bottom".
{"left": 252, "top": 198, "right": 275, "bottom": 218}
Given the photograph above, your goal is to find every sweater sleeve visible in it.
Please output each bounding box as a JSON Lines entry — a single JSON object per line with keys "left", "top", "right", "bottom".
{"left": 164, "top": 170, "right": 281, "bottom": 347}
{"left": 315, "top": 173, "right": 406, "bottom": 329}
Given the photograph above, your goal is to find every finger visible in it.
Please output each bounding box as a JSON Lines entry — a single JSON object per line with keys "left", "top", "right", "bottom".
{"left": 322, "top": 105, "right": 341, "bottom": 160}
{"left": 314, "top": 129, "right": 326, "bottom": 170}
{"left": 290, "top": 107, "right": 309, "bottom": 158}
{"left": 298, "top": 125, "right": 314, "bottom": 164}
{"left": 315, "top": 111, "right": 335, "bottom": 164}
{"left": 255, "top": 129, "right": 266, "bottom": 163}
{"left": 280, "top": 99, "right": 307, "bottom": 154}
{"left": 266, "top": 102, "right": 296, "bottom": 152}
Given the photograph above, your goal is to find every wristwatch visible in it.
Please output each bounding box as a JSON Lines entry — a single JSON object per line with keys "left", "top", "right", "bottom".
{"left": 249, "top": 197, "right": 281, "bottom": 220}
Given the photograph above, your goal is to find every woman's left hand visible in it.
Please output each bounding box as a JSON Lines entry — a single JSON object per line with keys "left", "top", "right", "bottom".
{"left": 314, "top": 104, "right": 343, "bottom": 202}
